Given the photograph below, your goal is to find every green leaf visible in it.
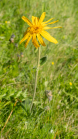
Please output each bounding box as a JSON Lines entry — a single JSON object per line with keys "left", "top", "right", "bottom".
{"left": 40, "top": 56, "right": 47, "bottom": 65}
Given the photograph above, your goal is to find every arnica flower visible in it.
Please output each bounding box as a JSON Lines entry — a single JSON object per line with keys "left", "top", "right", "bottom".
{"left": 20, "top": 12, "right": 61, "bottom": 48}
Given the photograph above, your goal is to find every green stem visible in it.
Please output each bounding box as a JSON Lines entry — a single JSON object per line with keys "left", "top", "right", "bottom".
{"left": 30, "top": 47, "right": 40, "bottom": 112}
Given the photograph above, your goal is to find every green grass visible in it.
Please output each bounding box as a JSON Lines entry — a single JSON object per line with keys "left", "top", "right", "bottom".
{"left": 0, "top": 0, "right": 78, "bottom": 138}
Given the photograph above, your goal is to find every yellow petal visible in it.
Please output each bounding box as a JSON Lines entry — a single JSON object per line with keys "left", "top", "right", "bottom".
{"left": 22, "top": 16, "right": 32, "bottom": 26}
{"left": 39, "top": 12, "right": 46, "bottom": 24}
{"left": 20, "top": 33, "right": 30, "bottom": 44}
{"left": 32, "top": 42, "right": 37, "bottom": 48}
{"left": 32, "top": 16, "right": 36, "bottom": 25}
{"left": 32, "top": 42, "right": 38, "bottom": 48}
{"left": 43, "top": 26, "right": 62, "bottom": 30}
{"left": 35, "top": 17, "right": 39, "bottom": 25}
{"left": 25, "top": 35, "right": 32, "bottom": 48}
{"left": 42, "top": 19, "right": 58, "bottom": 27}
{"left": 40, "top": 30, "right": 58, "bottom": 44}
{"left": 41, "top": 22, "right": 47, "bottom": 27}
{"left": 48, "top": 20, "right": 59, "bottom": 25}
{"left": 37, "top": 34, "right": 46, "bottom": 46}
{"left": 32, "top": 16, "right": 39, "bottom": 25}
{"left": 32, "top": 34, "right": 40, "bottom": 48}
{"left": 43, "top": 18, "right": 54, "bottom": 23}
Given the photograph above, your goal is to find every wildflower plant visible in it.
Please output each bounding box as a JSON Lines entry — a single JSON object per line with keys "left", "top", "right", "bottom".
{"left": 20, "top": 12, "right": 61, "bottom": 111}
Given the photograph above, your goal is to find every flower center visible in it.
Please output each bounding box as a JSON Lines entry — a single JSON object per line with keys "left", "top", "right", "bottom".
{"left": 28, "top": 25, "right": 43, "bottom": 34}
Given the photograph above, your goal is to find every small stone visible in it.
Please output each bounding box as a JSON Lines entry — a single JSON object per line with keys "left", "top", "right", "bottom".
{"left": 9, "top": 34, "right": 15, "bottom": 43}
{"left": 11, "top": 34, "right": 15, "bottom": 38}
{"left": 9, "top": 37, "right": 14, "bottom": 43}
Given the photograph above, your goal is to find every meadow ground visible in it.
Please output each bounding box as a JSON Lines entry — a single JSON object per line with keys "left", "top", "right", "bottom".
{"left": 0, "top": 0, "right": 78, "bottom": 139}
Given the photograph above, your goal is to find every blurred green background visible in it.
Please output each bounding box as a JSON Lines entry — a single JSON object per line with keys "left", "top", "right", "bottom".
{"left": 0, "top": 0, "right": 78, "bottom": 138}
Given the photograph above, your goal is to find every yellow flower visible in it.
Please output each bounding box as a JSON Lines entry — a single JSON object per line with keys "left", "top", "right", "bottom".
{"left": 69, "top": 82, "right": 72, "bottom": 86}
{"left": 20, "top": 12, "right": 61, "bottom": 48}
{"left": 5, "top": 21, "right": 7, "bottom": 23}
{"left": 5, "top": 21, "right": 10, "bottom": 24}
{"left": 52, "top": 62, "right": 54, "bottom": 65}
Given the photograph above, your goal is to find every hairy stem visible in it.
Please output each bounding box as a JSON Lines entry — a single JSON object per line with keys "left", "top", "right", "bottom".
{"left": 30, "top": 47, "right": 40, "bottom": 112}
